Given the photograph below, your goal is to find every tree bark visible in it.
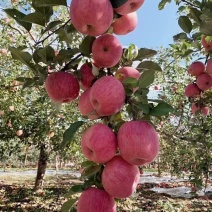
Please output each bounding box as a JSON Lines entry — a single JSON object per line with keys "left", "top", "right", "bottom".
{"left": 34, "top": 144, "right": 48, "bottom": 191}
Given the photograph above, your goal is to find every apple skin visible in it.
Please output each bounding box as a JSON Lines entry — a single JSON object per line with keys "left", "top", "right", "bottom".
{"left": 77, "top": 187, "right": 116, "bottom": 212}
{"left": 154, "top": 85, "right": 159, "bottom": 90}
{"left": 184, "top": 83, "right": 201, "bottom": 98}
{"left": 191, "top": 103, "right": 200, "bottom": 115}
{"left": 206, "top": 59, "right": 212, "bottom": 77}
{"left": 79, "top": 63, "right": 96, "bottom": 90}
{"left": 0, "top": 49, "right": 7, "bottom": 55}
{"left": 81, "top": 123, "right": 117, "bottom": 164}
{"left": 196, "top": 73, "right": 212, "bottom": 91}
{"left": 114, "top": 0, "right": 145, "bottom": 15}
{"left": 115, "top": 66, "right": 140, "bottom": 82}
{"left": 78, "top": 88, "right": 100, "bottom": 120}
{"left": 92, "top": 34, "right": 122, "bottom": 68}
{"left": 101, "top": 155, "right": 140, "bottom": 199}
{"left": 188, "top": 61, "right": 205, "bottom": 77}
{"left": 202, "top": 36, "right": 212, "bottom": 52}
{"left": 112, "top": 12, "right": 138, "bottom": 35}
{"left": 201, "top": 106, "right": 210, "bottom": 116}
{"left": 117, "top": 121, "right": 159, "bottom": 166}
{"left": 70, "top": 0, "right": 113, "bottom": 36}
{"left": 16, "top": 129, "right": 23, "bottom": 136}
{"left": 90, "top": 76, "right": 126, "bottom": 116}
{"left": 45, "top": 72, "right": 80, "bottom": 103}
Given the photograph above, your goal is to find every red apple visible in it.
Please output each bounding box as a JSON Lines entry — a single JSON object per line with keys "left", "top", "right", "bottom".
{"left": 70, "top": 0, "right": 113, "bottom": 36}
{"left": 201, "top": 106, "right": 210, "bottom": 116}
{"left": 114, "top": 0, "right": 145, "bottom": 15}
{"left": 173, "top": 85, "right": 177, "bottom": 92}
{"left": 188, "top": 61, "right": 205, "bottom": 77}
{"left": 79, "top": 63, "right": 96, "bottom": 90}
{"left": 202, "top": 36, "right": 212, "bottom": 52}
{"left": 206, "top": 59, "right": 212, "bottom": 77}
{"left": 154, "top": 85, "right": 160, "bottom": 90}
{"left": 81, "top": 123, "right": 117, "bottom": 163}
{"left": 112, "top": 12, "right": 138, "bottom": 35}
{"left": 0, "top": 49, "right": 7, "bottom": 55}
{"left": 117, "top": 121, "right": 159, "bottom": 165}
{"left": 77, "top": 187, "right": 116, "bottom": 212}
{"left": 191, "top": 103, "right": 200, "bottom": 115}
{"left": 45, "top": 72, "right": 80, "bottom": 103}
{"left": 196, "top": 73, "right": 212, "bottom": 91}
{"left": 115, "top": 66, "right": 140, "bottom": 82}
{"left": 90, "top": 76, "right": 126, "bottom": 116}
{"left": 184, "top": 83, "right": 201, "bottom": 97}
{"left": 0, "top": 110, "right": 4, "bottom": 116}
{"left": 102, "top": 155, "right": 140, "bottom": 199}
{"left": 16, "top": 129, "right": 23, "bottom": 136}
{"left": 92, "top": 34, "right": 122, "bottom": 68}
{"left": 78, "top": 88, "right": 100, "bottom": 120}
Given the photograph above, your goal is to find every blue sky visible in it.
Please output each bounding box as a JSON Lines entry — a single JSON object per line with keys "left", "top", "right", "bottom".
{"left": 118, "top": 1, "right": 180, "bottom": 49}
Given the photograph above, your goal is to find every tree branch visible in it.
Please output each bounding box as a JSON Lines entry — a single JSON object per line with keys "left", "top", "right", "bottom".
{"left": 61, "top": 53, "right": 83, "bottom": 71}
{"left": 181, "top": 0, "right": 200, "bottom": 9}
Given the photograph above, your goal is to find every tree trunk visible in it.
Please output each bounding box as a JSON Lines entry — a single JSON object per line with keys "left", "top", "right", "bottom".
{"left": 34, "top": 144, "right": 48, "bottom": 191}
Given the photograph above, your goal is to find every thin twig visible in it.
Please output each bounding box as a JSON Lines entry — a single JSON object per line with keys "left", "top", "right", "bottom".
{"left": 61, "top": 53, "right": 83, "bottom": 71}
{"left": 181, "top": 0, "right": 200, "bottom": 9}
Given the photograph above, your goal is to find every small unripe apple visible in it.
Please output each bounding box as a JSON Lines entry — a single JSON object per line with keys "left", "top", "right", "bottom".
{"left": 92, "top": 34, "right": 122, "bottom": 68}
{"left": 191, "top": 103, "right": 200, "bottom": 115}
{"left": 184, "top": 83, "right": 201, "bottom": 97}
{"left": 206, "top": 59, "right": 212, "bottom": 77}
{"left": 201, "top": 106, "right": 210, "bottom": 116}
{"left": 117, "top": 121, "right": 159, "bottom": 165}
{"left": 188, "top": 61, "right": 205, "bottom": 77}
{"left": 202, "top": 36, "right": 212, "bottom": 52}
{"left": 81, "top": 123, "right": 117, "bottom": 163}
{"left": 16, "top": 129, "right": 23, "bottom": 136}
{"left": 112, "top": 12, "right": 138, "bottom": 35}
{"left": 196, "top": 73, "right": 212, "bottom": 91}
{"left": 45, "top": 72, "right": 80, "bottom": 103}
{"left": 90, "top": 76, "right": 126, "bottom": 116}
{"left": 78, "top": 88, "right": 100, "bottom": 120}
{"left": 102, "top": 155, "right": 140, "bottom": 199}
{"left": 79, "top": 63, "right": 96, "bottom": 90}
{"left": 70, "top": 0, "right": 113, "bottom": 36}
{"left": 114, "top": 0, "right": 145, "bottom": 15}
{"left": 77, "top": 187, "right": 116, "bottom": 212}
{"left": 115, "top": 66, "right": 140, "bottom": 82}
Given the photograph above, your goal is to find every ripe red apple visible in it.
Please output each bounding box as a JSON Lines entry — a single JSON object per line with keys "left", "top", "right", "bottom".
{"left": 115, "top": 66, "right": 140, "bottom": 82}
{"left": 102, "top": 155, "right": 140, "bottom": 199}
{"left": 154, "top": 85, "right": 160, "bottom": 90}
{"left": 90, "top": 76, "right": 126, "bottom": 116}
{"left": 79, "top": 63, "right": 96, "bottom": 90}
{"left": 114, "top": 0, "right": 145, "bottom": 15}
{"left": 45, "top": 72, "right": 80, "bottom": 103}
{"left": 201, "top": 106, "right": 210, "bottom": 116}
{"left": 191, "top": 103, "right": 200, "bottom": 115}
{"left": 202, "top": 36, "right": 212, "bottom": 52}
{"left": 0, "top": 49, "right": 7, "bottom": 55}
{"left": 112, "top": 12, "right": 138, "bottom": 35}
{"left": 78, "top": 88, "right": 100, "bottom": 120}
{"left": 70, "top": 0, "right": 113, "bottom": 36}
{"left": 16, "top": 129, "right": 23, "bottom": 136}
{"left": 196, "top": 73, "right": 212, "bottom": 91}
{"left": 188, "top": 61, "right": 205, "bottom": 77}
{"left": 184, "top": 83, "right": 201, "bottom": 97}
{"left": 92, "top": 34, "right": 122, "bottom": 68}
{"left": 81, "top": 123, "right": 117, "bottom": 163}
{"left": 206, "top": 59, "right": 212, "bottom": 77}
{"left": 173, "top": 85, "right": 177, "bottom": 92}
{"left": 117, "top": 121, "right": 159, "bottom": 165}
{"left": 77, "top": 187, "right": 116, "bottom": 212}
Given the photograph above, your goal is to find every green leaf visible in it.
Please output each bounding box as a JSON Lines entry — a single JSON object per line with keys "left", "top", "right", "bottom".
{"left": 61, "top": 198, "right": 78, "bottom": 212}
{"left": 149, "top": 103, "right": 174, "bottom": 116}
{"left": 4, "top": 9, "right": 32, "bottom": 31}
{"left": 81, "top": 164, "right": 102, "bottom": 178}
{"left": 23, "top": 12, "right": 46, "bottom": 26}
{"left": 42, "top": 20, "right": 62, "bottom": 34}
{"left": 37, "top": 46, "right": 55, "bottom": 63}
{"left": 80, "top": 36, "right": 96, "bottom": 57}
{"left": 158, "top": 0, "right": 171, "bottom": 10}
{"left": 122, "top": 77, "right": 138, "bottom": 88}
{"left": 61, "top": 121, "right": 84, "bottom": 148}
{"left": 56, "top": 25, "right": 76, "bottom": 43}
{"left": 81, "top": 160, "right": 95, "bottom": 168}
{"left": 137, "top": 61, "right": 162, "bottom": 72}
{"left": 138, "top": 69, "right": 155, "bottom": 88}
{"left": 34, "top": 0, "right": 67, "bottom": 7}
{"left": 69, "top": 185, "right": 84, "bottom": 194}
{"left": 135, "top": 103, "right": 150, "bottom": 114}
{"left": 178, "top": 16, "right": 192, "bottom": 34}
{"left": 173, "top": 33, "right": 189, "bottom": 41}
{"left": 189, "top": 7, "right": 202, "bottom": 24}
{"left": 110, "top": 0, "right": 128, "bottom": 8}
{"left": 135, "top": 48, "right": 157, "bottom": 61}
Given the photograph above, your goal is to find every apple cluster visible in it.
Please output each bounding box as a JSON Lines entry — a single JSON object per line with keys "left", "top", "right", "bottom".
{"left": 184, "top": 59, "right": 212, "bottom": 116}
{"left": 43, "top": 0, "right": 161, "bottom": 210}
